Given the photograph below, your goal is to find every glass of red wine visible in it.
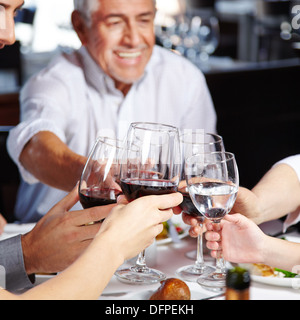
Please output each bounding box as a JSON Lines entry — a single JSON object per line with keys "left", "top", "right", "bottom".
{"left": 186, "top": 152, "right": 239, "bottom": 292}
{"left": 115, "top": 122, "right": 181, "bottom": 285}
{"left": 78, "top": 137, "right": 123, "bottom": 216}
{"left": 176, "top": 131, "right": 224, "bottom": 281}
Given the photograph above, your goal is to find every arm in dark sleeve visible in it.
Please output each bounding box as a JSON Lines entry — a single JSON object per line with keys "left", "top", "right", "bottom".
{"left": 0, "top": 235, "right": 34, "bottom": 292}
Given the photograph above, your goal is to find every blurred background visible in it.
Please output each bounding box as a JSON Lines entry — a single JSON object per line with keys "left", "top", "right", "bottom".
{"left": 1, "top": 0, "right": 300, "bottom": 87}
{"left": 0, "top": 0, "right": 300, "bottom": 221}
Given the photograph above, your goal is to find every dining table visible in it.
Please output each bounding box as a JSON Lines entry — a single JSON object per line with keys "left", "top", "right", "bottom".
{"left": 1, "top": 219, "right": 300, "bottom": 301}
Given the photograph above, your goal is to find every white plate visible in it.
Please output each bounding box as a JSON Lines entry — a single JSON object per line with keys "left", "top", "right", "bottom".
{"left": 156, "top": 229, "right": 189, "bottom": 245}
{"left": 122, "top": 289, "right": 220, "bottom": 300}
{"left": 251, "top": 275, "right": 299, "bottom": 288}
{"left": 156, "top": 215, "right": 189, "bottom": 245}
{"left": 250, "top": 235, "right": 300, "bottom": 288}
{"left": 238, "top": 235, "right": 300, "bottom": 288}
{"left": 285, "top": 235, "right": 300, "bottom": 244}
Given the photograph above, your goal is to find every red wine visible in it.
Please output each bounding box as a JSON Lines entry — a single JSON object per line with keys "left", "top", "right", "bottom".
{"left": 79, "top": 187, "right": 122, "bottom": 209}
{"left": 179, "top": 188, "right": 204, "bottom": 222}
{"left": 120, "top": 178, "right": 177, "bottom": 201}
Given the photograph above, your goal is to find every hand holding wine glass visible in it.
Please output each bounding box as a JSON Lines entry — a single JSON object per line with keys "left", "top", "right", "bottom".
{"left": 78, "top": 137, "right": 123, "bottom": 212}
{"left": 185, "top": 151, "right": 239, "bottom": 291}
{"left": 115, "top": 122, "right": 181, "bottom": 285}
{"left": 176, "top": 131, "right": 224, "bottom": 281}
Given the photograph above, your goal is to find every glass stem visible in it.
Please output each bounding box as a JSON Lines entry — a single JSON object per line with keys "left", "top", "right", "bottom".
{"left": 195, "top": 223, "right": 205, "bottom": 271}
{"left": 213, "top": 221, "right": 226, "bottom": 274}
{"left": 135, "top": 250, "right": 147, "bottom": 272}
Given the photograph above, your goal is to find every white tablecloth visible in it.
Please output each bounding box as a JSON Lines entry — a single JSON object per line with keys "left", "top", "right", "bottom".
{"left": 1, "top": 223, "right": 300, "bottom": 300}
{"left": 99, "top": 236, "right": 300, "bottom": 300}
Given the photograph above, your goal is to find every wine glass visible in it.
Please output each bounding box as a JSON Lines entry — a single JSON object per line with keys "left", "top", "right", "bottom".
{"left": 78, "top": 137, "right": 123, "bottom": 213}
{"left": 185, "top": 151, "right": 239, "bottom": 292}
{"left": 115, "top": 122, "right": 181, "bottom": 285}
{"left": 176, "top": 131, "right": 224, "bottom": 281}
{"left": 182, "top": 132, "right": 224, "bottom": 260}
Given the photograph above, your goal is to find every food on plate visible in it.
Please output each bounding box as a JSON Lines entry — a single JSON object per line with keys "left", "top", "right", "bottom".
{"left": 252, "top": 264, "right": 276, "bottom": 277}
{"left": 242, "top": 263, "right": 298, "bottom": 278}
{"left": 149, "top": 278, "right": 191, "bottom": 300}
{"left": 156, "top": 221, "right": 184, "bottom": 240}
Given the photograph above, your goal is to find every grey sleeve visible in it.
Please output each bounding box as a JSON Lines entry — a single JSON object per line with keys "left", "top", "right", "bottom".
{"left": 0, "top": 235, "right": 35, "bottom": 292}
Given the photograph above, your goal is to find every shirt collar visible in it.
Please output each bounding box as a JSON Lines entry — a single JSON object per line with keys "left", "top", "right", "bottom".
{"left": 78, "top": 46, "right": 122, "bottom": 97}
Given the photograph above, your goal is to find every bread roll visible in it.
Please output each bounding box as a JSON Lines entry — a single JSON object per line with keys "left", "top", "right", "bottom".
{"left": 150, "top": 278, "right": 191, "bottom": 300}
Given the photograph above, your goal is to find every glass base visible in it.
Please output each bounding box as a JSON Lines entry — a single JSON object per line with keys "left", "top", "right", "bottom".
{"left": 185, "top": 249, "right": 214, "bottom": 261}
{"left": 185, "top": 249, "right": 197, "bottom": 260}
{"left": 176, "top": 264, "right": 215, "bottom": 282}
{"left": 197, "top": 272, "right": 226, "bottom": 293}
{"left": 115, "top": 266, "right": 166, "bottom": 285}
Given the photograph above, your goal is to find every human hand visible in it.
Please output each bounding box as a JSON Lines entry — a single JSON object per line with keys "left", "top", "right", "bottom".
{"left": 182, "top": 187, "right": 262, "bottom": 239}
{"left": 174, "top": 206, "right": 206, "bottom": 237}
{"left": 174, "top": 179, "right": 204, "bottom": 237}
{"left": 99, "top": 193, "right": 183, "bottom": 262}
{"left": 21, "top": 185, "right": 116, "bottom": 275}
{"left": 205, "top": 214, "right": 265, "bottom": 264}
{"left": 180, "top": 212, "right": 205, "bottom": 237}
{"left": 0, "top": 214, "right": 7, "bottom": 235}
{"left": 230, "top": 187, "right": 262, "bottom": 224}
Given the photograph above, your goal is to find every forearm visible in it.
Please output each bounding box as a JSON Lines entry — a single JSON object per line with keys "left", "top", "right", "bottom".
{"left": 252, "top": 164, "right": 300, "bottom": 224}
{"left": 262, "top": 236, "right": 300, "bottom": 272}
{"left": 0, "top": 236, "right": 35, "bottom": 292}
{"left": 20, "top": 131, "right": 87, "bottom": 191}
{"left": 17, "top": 233, "right": 123, "bottom": 300}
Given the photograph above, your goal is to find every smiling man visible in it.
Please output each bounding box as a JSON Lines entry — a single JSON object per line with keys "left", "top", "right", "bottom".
{"left": 72, "top": 0, "right": 156, "bottom": 95}
{"left": 7, "top": 0, "right": 217, "bottom": 222}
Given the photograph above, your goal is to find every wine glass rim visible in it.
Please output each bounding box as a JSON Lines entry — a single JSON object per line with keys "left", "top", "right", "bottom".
{"left": 179, "top": 132, "right": 223, "bottom": 145}
{"left": 95, "top": 136, "right": 124, "bottom": 149}
{"left": 186, "top": 151, "right": 235, "bottom": 163}
{"left": 130, "top": 122, "right": 179, "bottom": 133}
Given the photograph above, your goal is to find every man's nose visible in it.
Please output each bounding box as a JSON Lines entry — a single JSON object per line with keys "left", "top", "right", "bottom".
{"left": 123, "top": 23, "right": 141, "bottom": 47}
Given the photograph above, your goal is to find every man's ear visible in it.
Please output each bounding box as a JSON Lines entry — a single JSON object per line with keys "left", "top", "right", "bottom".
{"left": 71, "top": 10, "right": 88, "bottom": 45}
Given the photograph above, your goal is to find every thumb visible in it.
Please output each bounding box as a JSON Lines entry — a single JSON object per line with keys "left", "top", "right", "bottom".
{"left": 224, "top": 213, "right": 248, "bottom": 227}
{"left": 49, "top": 183, "right": 80, "bottom": 216}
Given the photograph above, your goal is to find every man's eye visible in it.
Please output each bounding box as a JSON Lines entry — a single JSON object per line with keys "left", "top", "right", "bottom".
{"left": 141, "top": 18, "right": 151, "bottom": 23}
{"left": 107, "top": 19, "right": 123, "bottom": 27}
{"left": 138, "top": 16, "right": 153, "bottom": 26}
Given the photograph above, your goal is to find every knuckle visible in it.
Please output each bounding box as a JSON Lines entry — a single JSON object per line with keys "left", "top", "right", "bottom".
{"left": 64, "top": 228, "right": 79, "bottom": 244}
{"left": 86, "top": 207, "right": 102, "bottom": 222}
{"left": 60, "top": 213, "right": 72, "bottom": 227}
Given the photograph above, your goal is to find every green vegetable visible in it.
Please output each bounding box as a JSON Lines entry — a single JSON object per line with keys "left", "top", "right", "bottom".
{"left": 274, "top": 268, "right": 298, "bottom": 278}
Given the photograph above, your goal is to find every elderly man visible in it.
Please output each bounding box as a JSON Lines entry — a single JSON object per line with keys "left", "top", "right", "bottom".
{"left": 7, "top": 0, "right": 216, "bottom": 223}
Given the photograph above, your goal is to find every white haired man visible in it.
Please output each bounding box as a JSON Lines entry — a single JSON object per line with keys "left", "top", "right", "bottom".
{"left": 7, "top": 0, "right": 217, "bottom": 222}
{"left": 0, "top": 2, "right": 183, "bottom": 298}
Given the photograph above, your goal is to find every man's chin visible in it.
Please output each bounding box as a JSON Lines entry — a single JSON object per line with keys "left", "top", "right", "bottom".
{"left": 111, "top": 72, "right": 145, "bottom": 87}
